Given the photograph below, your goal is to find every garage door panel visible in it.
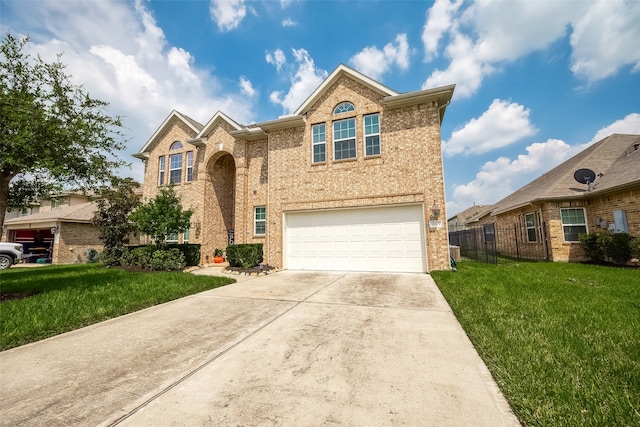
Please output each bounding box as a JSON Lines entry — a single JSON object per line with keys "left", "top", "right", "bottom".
{"left": 285, "top": 205, "right": 426, "bottom": 273}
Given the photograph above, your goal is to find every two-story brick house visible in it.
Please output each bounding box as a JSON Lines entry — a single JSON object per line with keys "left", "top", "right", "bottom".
{"left": 135, "top": 65, "right": 455, "bottom": 272}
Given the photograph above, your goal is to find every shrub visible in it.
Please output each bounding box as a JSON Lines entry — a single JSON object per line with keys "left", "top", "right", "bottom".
{"left": 630, "top": 237, "right": 640, "bottom": 256}
{"left": 149, "top": 248, "right": 186, "bottom": 271}
{"left": 166, "top": 244, "right": 201, "bottom": 266}
{"left": 603, "top": 233, "right": 632, "bottom": 265}
{"left": 226, "top": 244, "right": 263, "bottom": 269}
{"left": 579, "top": 233, "right": 604, "bottom": 262}
{"left": 121, "top": 246, "right": 156, "bottom": 269}
{"left": 100, "top": 246, "right": 128, "bottom": 266}
{"left": 85, "top": 248, "right": 100, "bottom": 263}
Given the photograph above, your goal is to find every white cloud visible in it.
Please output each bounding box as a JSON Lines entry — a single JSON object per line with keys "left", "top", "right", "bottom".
{"left": 448, "top": 139, "right": 576, "bottom": 213}
{"left": 446, "top": 112, "right": 640, "bottom": 213}
{"left": 588, "top": 113, "right": 640, "bottom": 144}
{"left": 266, "top": 48, "right": 287, "bottom": 71}
{"left": 570, "top": 1, "right": 640, "bottom": 82}
{"left": 422, "top": 0, "right": 639, "bottom": 96}
{"left": 5, "top": 0, "right": 256, "bottom": 183}
{"left": 239, "top": 76, "right": 256, "bottom": 97}
{"left": 209, "top": 0, "right": 247, "bottom": 32}
{"left": 282, "top": 18, "right": 297, "bottom": 27}
{"left": 422, "top": 30, "right": 491, "bottom": 96}
{"left": 443, "top": 99, "right": 536, "bottom": 156}
{"left": 349, "top": 34, "right": 410, "bottom": 81}
{"left": 422, "top": 0, "right": 463, "bottom": 61}
{"left": 269, "top": 49, "right": 328, "bottom": 114}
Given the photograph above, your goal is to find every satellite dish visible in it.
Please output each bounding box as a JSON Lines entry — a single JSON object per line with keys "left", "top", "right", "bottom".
{"left": 574, "top": 168, "right": 596, "bottom": 184}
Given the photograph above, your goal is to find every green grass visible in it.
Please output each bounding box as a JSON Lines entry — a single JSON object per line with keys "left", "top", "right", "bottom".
{"left": 0, "top": 264, "right": 234, "bottom": 351}
{"left": 432, "top": 261, "right": 640, "bottom": 427}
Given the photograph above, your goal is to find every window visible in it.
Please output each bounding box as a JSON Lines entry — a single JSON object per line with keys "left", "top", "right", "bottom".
{"left": 170, "top": 141, "right": 183, "bottom": 150}
{"left": 333, "top": 102, "right": 355, "bottom": 114}
{"left": 183, "top": 228, "right": 190, "bottom": 243}
{"left": 560, "top": 208, "right": 587, "bottom": 242}
{"left": 52, "top": 198, "right": 63, "bottom": 209}
{"left": 333, "top": 118, "right": 356, "bottom": 160}
{"left": 165, "top": 232, "right": 179, "bottom": 243}
{"left": 254, "top": 206, "right": 266, "bottom": 235}
{"left": 525, "top": 213, "right": 537, "bottom": 242}
{"left": 186, "top": 151, "right": 194, "bottom": 182}
{"left": 364, "top": 113, "right": 380, "bottom": 156}
{"left": 312, "top": 124, "right": 326, "bottom": 163}
{"left": 169, "top": 153, "right": 182, "bottom": 184}
{"left": 158, "top": 156, "right": 166, "bottom": 186}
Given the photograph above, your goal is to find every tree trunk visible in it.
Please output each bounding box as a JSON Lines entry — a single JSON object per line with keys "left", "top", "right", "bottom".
{"left": 0, "top": 172, "right": 17, "bottom": 241}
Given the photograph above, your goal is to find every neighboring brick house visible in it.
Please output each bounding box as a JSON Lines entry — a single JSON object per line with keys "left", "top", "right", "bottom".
{"left": 471, "top": 134, "right": 640, "bottom": 262}
{"left": 134, "top": 65, "right": 455, "bottom": 272}
{"left": 3, "top": 192, "right": 101, "bottom": 264}
{"left": 3, "top": 189, "right": 143, "bottom": 265}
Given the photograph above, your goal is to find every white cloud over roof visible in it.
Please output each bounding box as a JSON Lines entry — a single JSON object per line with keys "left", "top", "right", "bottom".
{"left": 443, "top": 99, "right": 537, "bottom": 156}
{"left": 349, "top": 34, "right": 410, "bottom": 81}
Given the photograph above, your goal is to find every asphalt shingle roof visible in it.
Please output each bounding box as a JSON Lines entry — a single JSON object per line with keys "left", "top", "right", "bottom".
{"left": 491, "top": 134, "right": 640, "bottom": 215}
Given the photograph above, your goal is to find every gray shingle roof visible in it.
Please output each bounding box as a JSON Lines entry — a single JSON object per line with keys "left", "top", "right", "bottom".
{"left": 4, "top": 202, "right": 97, "bottom": 225}
{"left": 491, "top": 134, "right": 640, "bottom": 215}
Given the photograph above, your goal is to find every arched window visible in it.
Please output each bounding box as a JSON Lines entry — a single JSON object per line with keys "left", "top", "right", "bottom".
{"left": 170, "top": 141, "right": 183, "bottom": 150}
{"left": 333, "top": 102, "right": 355, "bottom": 114}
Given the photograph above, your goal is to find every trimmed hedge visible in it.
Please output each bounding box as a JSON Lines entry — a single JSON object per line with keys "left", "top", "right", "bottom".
{"left": 226, "top": 244, "right": 263, "bottom": 269}
{"left": 100, "top": 244, "right": 200, "bottom": 270}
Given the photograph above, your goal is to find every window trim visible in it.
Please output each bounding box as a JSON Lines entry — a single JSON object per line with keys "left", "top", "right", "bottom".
{"left": 560, "top": 207, "right": 588, "bottom": 242}
{"left": 169, "top": 153, "right": 182, "bottom": 184}
{"left": 254, "top": 206, "right": 266, "bottom": 236}
{"left": 525, "top": 212, "right": 537, "bottom": 242}
{"left": 333, "top": 117, "right": 357, "bottom": 161}
{"left": 364, "top": 113, "right": 381, "bottom": 157}
{"left": 186, "top": 151, "right": 194, "bottom": 182}
{"left": 333, "top": 102, "right": 355, "bottom": 114}
{"left": 158, "top": 156, "right": 166, "bottom": 186}
{"left": 311, "top": 123, "right": 326, "bottom": 163}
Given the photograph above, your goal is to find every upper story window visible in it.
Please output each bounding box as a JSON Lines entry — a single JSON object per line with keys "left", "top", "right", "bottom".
{"left": 158, "top": 156, "right": 166, "bottom": 186}
{"left": 186, "top": 151, "right": 194, "bottom": 182}
{"left": 333, "top": 118, "right": 356, "bottom": 160}
{"left": 170, "top": 141, "right": 183, "bottom": 150}
{"left": 312, "top": 124, "right": 326, "bottom": 163}
{"left": 560, "top": 208, "right": 587, "bottom": 242}
{"left": 169, "top": 153, "right": 182, "bottom": 184}
{"left": 333, "top": 102, "right": 355, "bottom": 114}
{"left": 364, "top": 113, "right": 380, "bottom": 156}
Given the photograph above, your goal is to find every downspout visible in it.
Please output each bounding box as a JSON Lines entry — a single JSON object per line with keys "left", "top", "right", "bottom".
{"left": 266, "top": 132, "right": 271, "bottom": 268}
{"left": 438, "top": 100, "right": 451, "bottom": 270}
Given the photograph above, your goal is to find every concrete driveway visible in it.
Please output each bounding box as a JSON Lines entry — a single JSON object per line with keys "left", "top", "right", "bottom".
{"left": 0, "top": 271, "right": 519, "bottom": 426}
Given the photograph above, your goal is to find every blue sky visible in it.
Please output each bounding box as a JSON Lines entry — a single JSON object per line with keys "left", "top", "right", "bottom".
{"left": 2, "top": 0, "right": 639, "bottom": 215}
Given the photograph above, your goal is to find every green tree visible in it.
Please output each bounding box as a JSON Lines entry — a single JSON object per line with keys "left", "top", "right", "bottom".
{"left": 0, "top": 33, "right": 127, "bottom": 238}
{"left": 131, "top": 185, "right": 193, "bottom": 247}
{"left": 92, "top": 177, "right": 141, "bottom": 248}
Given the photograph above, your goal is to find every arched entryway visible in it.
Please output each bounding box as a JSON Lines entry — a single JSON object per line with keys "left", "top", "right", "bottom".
{"left": 204, "top": 153, "right": 236, "bottom": 256}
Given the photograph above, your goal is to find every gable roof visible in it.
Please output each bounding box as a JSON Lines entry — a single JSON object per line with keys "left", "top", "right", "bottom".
{"left": 491, "top": 134, "right": 640, "bottom": 215}
{"left": 134, "top": 110, "right": 203, "bottom": 159}
{"left": 4, "top": 202, "right": 97, "bottom": 226}
{"left": 293, "top": 64, "right": 399, "bottom": 116}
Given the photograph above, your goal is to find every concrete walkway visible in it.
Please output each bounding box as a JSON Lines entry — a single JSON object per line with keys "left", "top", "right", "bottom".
{"left": 0, "top": 269, "right": 520, "bottom": 426}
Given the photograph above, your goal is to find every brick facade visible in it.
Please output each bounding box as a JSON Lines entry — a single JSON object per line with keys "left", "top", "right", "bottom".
{"left": 477, "top": 186, "right": 640, "bottom": 262}
{"left": 137, "top": 66, "right": 454, "bottom": 271}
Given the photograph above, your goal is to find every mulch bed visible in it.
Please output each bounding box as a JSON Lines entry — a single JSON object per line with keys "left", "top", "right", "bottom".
{"left": 224, "top": 264, "right": 278, "bottom": 275}
{"left": 0, "top": 292, "right": 38, "bottom": 303}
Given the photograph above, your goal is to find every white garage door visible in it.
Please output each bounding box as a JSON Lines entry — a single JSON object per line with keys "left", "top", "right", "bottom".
{"left": 284, "top": 204, "right": 426, "bottom": 273}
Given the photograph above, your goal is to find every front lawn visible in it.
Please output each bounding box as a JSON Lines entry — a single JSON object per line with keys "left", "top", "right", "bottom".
{"left": 432, "top": 261, "right": 640, "bottom": 426}
{"left": 0, "top": 264, "right": 234, "bottom": 351}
